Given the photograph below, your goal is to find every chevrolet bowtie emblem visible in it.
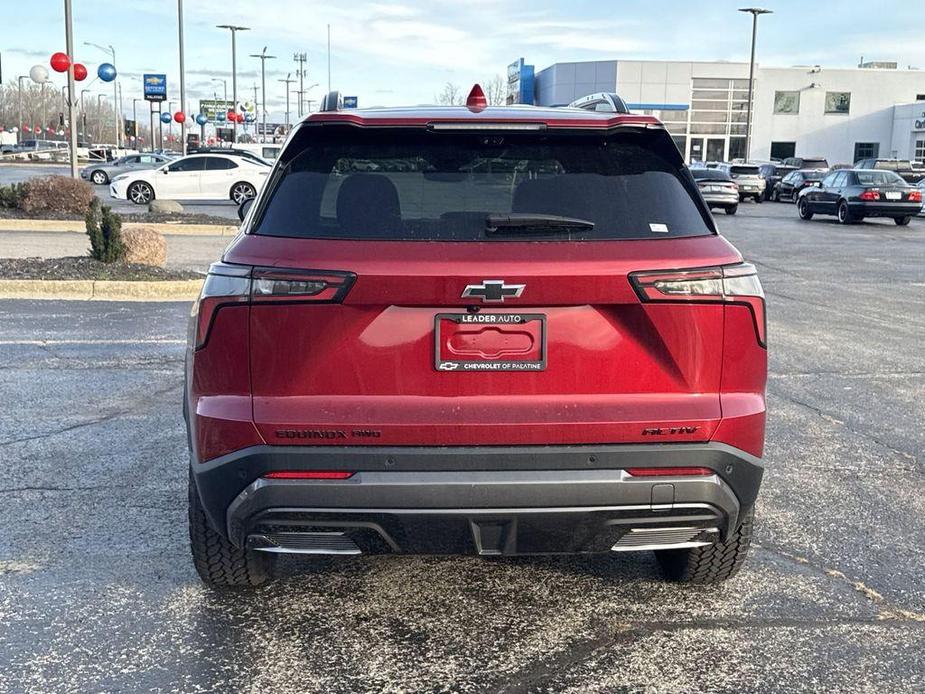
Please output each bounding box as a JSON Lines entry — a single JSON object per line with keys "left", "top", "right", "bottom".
{"left": 461, "top": 280, "right": 525, "bottom": 303}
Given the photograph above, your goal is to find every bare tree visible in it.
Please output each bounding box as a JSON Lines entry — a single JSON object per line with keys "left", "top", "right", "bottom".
{"left": 483, "top": 75, "right": 506, "bottom": 106}
{"left": 434, "top": 82, "right": 463, "bottom": 106}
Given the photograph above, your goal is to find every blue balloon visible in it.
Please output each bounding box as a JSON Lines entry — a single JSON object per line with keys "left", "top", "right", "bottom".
{"left": 216, "top": 112, "right": 226, "bottom": 122}
{"left": 159, "top": 112, "right": 172, "bottom": 124}
{"left": 195, "top": 113, "right": 208, "bottom": 126}
{"left": 97, "top": 63, "right": 117, "bottom": 82}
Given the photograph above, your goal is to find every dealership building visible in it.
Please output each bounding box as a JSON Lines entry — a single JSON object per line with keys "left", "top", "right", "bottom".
{"left": 508, "top": 58, "right": 925, "bottom": 165}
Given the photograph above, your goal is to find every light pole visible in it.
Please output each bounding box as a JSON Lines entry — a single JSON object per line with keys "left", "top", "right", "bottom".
{"left": 132, "top": 98, "right": 144, "bottom": 149}
{"left": 295, "top": 82, "right": 318, "bottom": 119}
{"left": 739, "top": 7, "right": 772, "bottom": 163}
{"left": 293, "top": 52, "right": 307, "bottom": 117}
{"left": 84, "top": 41, "right": 120, "bottom": 149}
{"left": 64, "top": 0, "right": 79, "bottom": 177}
{"left": 211, "top": 77, "right": 227, "bottom": 107}
{"left": 97, "top": 94, "right": 108, "bottom": 144}
{"left": 249, "top": 47, "right": 276, "bottom": 143}
{"left": 17, "top": 76, "right": 27, "bottom": 144}
{"left": 278, "top": 73, "right": 294, "bottom": 131}
{"left": 216, "top": 24, "right": 249, "bottom": 142}
{"left": 177, "top": 0, "right": 187, "bottom": 155}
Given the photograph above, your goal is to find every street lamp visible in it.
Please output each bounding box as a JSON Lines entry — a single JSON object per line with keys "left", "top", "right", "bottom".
{"left": 211, "top": 77, "right": 228, "bottom": 104}
{"left": 293, "top": 52, "right": 307, "bottom": 117}
{"left": 249, "top": 47, "right": 277, "bottom": 143}
{"left": 216, "top": 24, "right": 250, "bottom": 142}
{"left": 84, "top": 41, "right": 120, "bottom": 148}
{"left": 132, "top": 98, "right": 145, "bottom": 150}
{"left": 295, "top": 82, "right": 318, "bottom": 119}
{"left": 739, "top": 7, "right": 772, "bottom": 162}
{"left": 177, "top": 0, "right": 188, "bottom": 155}
{"left": 17, "top": 76, "right": 28, "bottom": 144}
{"left": 278, "top": 73, "right": 295, "bottom": 130}
{"left": 97, "top": 94, "right": 108, "bottom": 144}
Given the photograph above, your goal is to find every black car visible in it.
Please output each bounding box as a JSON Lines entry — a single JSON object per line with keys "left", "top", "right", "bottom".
{"left": 771, "top": 169, "right": 826, "bottom": 202}
{"left": 854, "top": 159, "right": 925, "bottom": 185}
{"left": 758, "top": 164, "right": 796, "bottom": 200}
{"left": 798, "top": 169, "right": 923, "bottom": 225}
{"left": 783, "top": 156, "right": 829, "bottom": 170}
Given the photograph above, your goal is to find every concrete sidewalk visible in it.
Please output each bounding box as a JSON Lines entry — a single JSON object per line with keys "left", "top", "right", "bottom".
{"left": 0, "top": 230, "right": 231, "bottom": 272}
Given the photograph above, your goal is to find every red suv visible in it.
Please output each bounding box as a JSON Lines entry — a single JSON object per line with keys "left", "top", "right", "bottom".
{"left": 186, "top": 88, "right": 767, "bottom": 588}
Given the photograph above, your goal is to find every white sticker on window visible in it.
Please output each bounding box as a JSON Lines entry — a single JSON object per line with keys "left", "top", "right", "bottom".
{"left": 649, "top": 223, "right": 669, "bottom": 233}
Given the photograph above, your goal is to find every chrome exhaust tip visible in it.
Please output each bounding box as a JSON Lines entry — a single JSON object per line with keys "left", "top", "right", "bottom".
{"left": 611, "top": 527, "right": 719, "bottom": 552}
{"left": 247, "top": 531, "right": 362, "bottom": 555}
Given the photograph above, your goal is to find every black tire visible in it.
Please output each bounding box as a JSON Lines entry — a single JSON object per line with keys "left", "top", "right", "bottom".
{"left": 230, "top": 181, "right": 257, "bottom": 205}
{"left": 798, "top": 198, "right": 814, "bottom": 220}
{"left": 90, "top": 170, "right": 109, "bottom": 185}
{"left": 895, "top": 216, "right": 912, "bottom": 226}
{"left": 189, "top": 470, "right": 271, "bottom": 588}
{"left": 837, "top": 200, "right": 855, "bottom": 225}
{"left": 754, "top": 195, "right": 763, "bottom": 204}
{"left": 770, "top": 188, "right": 779, "bottom": 202}
{"left": 655, "top": 510, "right": 754, "bottom": 584}
{"left": 127, "top": 181, "right": 154, "bottom": 205}
{"left": 725, "top": 205, "right": 738, "bottom": 215}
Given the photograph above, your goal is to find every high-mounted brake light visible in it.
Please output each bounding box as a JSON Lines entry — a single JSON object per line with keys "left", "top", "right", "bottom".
{"left": 263, "top": 471, "right": 355, "bottom": 480}
{"left": 466, "top": 83, "right": 488, "bottom": 111}
{"left": 191, "top": 262, "right": 356, "bottom": 350}
{"left": 626, "top": 467, "right": 714, "bottom": 477}
{"left": 630, "top": 263, "right": 767, "bottom": 347}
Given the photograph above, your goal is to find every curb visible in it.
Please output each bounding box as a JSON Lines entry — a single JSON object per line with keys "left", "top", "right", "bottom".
{"left": 0, "top": 220, "right": 237, "bottom": 236}
{"left": 0, "top": 278, "right": 204, "bottom": 301}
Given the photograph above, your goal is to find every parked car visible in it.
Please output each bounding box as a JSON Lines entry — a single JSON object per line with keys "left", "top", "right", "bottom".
{"left": 716, "top": 163, "right": 765, "bottom": 202}
{"left": 185, "top": 90, "right": 767, "bottom": 588}
{"left": 854, "top": 158, "right": 925, "bottom": 185}
{"left": 80, "top": 153, "right": 172, "bottom": 185}
{"left": 771, "top": 169, "right": 826, "bottom": 202}
{"left": 188, "top": 146, "right": 272, "bottom": 167}
{"left": 691, "top": 167, "right": 740, "bottom": 214}
{"left": 798, "top": 169, "right": 923, "bottom": 225}
{"left": 919, "top": 179, "right": 925, "bottom": 217}
{"left": 783, "top": 156, "right": 829, "bottom": 170}
{"left": 109, "top": 153, "right": 269, "bottom": 205}
{"left": 758, "top": 163, "right": 796, "bottom": 200}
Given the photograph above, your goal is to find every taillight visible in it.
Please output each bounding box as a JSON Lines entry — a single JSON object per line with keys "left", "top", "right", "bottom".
{"left": 859, "top": 190, "right": 880, "bottom": 201}
{"left": 263, "top": 471, "right": 355, "bottom": 480}
{"left": 626, "top": 467, "right": 714, "bottom": 477}
{"left": 191, "top": 262, "right": 356, "bottom": 350}
{"left": 630, "top": 262, "right": 767, "bottom": 347}
{"left": 909, "top": 190, "right": 922, "bottom": 203}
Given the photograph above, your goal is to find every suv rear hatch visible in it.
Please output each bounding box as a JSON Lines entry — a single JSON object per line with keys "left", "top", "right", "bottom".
{"left": 224, "top": 121, "right": 748, "bottom": 447}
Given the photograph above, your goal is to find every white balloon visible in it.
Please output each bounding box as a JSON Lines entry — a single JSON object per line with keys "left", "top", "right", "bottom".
{"left": 29, "top": 64, "right": 49, "bottom": 84}
{"left": 11, "top": 127, "right": 18, "bottom": 133}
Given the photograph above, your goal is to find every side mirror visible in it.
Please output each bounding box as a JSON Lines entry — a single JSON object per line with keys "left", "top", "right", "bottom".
{"left": 238, "top": 197, "right": 254, "bottom": 222}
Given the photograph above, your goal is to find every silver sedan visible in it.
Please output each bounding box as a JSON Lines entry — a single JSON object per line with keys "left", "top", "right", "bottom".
{"left": 80, "top": 153, "right": 173, "bottom": 186}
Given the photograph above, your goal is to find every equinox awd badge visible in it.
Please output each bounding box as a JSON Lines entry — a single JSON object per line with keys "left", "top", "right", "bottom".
{"left": 461, "top": 279, "right": 525, "bottom": 303}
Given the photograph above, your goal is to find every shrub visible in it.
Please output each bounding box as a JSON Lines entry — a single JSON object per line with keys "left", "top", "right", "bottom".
{"left": 0, "top": 182, "right": 29, "bottom": 209}
{"left": 20, "top": 175, "right": 94, "bottom": 215}
{"left": 85, "top": 197, "right": 125, "bottom": 263}
{"left": 121, "top": 225, "right": 167, "bottom": 267}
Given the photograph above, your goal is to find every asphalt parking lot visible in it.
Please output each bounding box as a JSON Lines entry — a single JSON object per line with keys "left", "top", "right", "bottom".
{"left": 0, "top": 202, "right": 923, "bottom": 692}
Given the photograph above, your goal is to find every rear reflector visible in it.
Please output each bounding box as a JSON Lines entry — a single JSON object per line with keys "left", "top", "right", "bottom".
{"left": 626, "top": 467, "right": 714, "bottom": 477}
{"left": 263, "top": 471, "right": 355, "bottom": 480}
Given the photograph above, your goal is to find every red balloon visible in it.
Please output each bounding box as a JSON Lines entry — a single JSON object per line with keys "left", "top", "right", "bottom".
{"left": 73, "top": 63, "right": 88, "bottom": 81}
{"left": 50, "top": 52, "right": 70, "bottom": 73}
{"left": 173, "top": 112, "right": 186, "bottom": 124}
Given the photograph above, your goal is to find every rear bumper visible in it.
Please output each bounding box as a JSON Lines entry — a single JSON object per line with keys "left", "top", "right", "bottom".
{"left": 849, "top": 202, "right": 922, "bottom": 217}
{"left": 191, "top": 443, "right": 764, "bottom": 555}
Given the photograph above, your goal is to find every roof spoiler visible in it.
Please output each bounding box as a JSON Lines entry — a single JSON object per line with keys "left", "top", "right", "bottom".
{"left": 320, "top": 90, "right": 343, "bottom": 112}
{"left": 567, "top": 93, "right": 630, "bottom": 114}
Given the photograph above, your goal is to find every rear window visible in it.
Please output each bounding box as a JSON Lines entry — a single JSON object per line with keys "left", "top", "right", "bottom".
{"left": 801, "top": 159, "right": 828, "bottom": 169}
{"left": 691, "top": 169, "right": 731, "bottom": 181}
{"left": 730, "top": 166, "right": 760, "bottom": 176}
{"left": 856, "top": 171, "right": 905, "bottom": 186}
{"left": 252, "top": 126, "right": 712, "bottom": 241}
{"left": 802, "top": 170, "right": 825, "bottom": 180}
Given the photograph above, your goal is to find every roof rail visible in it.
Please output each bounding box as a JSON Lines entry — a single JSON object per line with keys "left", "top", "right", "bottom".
{"left": 567, "top": 93, "right": 630, "bottom": 114}
{"left": 320, "top": 91, "right": 343, "bottom": 112}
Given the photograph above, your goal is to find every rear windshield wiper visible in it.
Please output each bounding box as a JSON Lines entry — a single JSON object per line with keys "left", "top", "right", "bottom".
{"left": 485, "top": 213, "right": 595, "bottom": 235}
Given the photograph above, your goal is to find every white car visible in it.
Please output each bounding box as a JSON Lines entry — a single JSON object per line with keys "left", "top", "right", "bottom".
{"left": 109, "top": 153, "right": 269, "bottom": 205}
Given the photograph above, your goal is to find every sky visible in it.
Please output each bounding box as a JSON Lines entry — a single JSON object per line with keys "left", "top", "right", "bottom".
{"left": 3, "top": 0, "right": 925, "bottom": 121}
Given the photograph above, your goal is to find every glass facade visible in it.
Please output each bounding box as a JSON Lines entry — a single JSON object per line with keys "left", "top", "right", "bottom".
{"left": 915, "top": 139, "right": 925, "bottom": 164}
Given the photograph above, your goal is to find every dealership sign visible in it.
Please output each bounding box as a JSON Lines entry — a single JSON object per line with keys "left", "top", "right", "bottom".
{"left": 915, "top": 111, "right": 925, "bottom": 129}
{"left": 143, "top": 74, "right": 167, "bottom": 102}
